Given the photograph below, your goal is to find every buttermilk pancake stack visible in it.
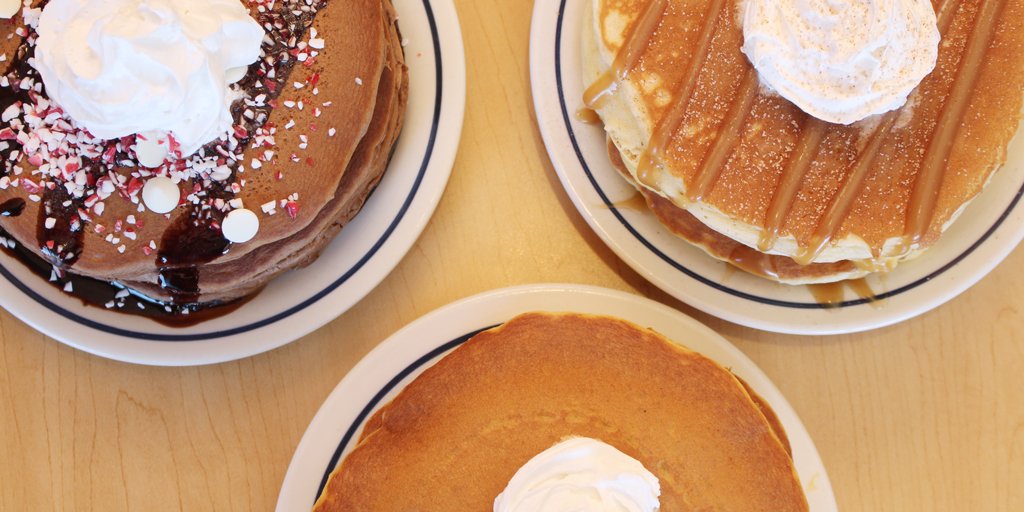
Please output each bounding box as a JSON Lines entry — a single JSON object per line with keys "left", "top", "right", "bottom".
{"left": 314, "top": 313, "right": 809, "bottom": 511}
{"left": 0, "top": 0, "right": 407, "bottom": 316}
{"left": 583, "top": 0, "right": 1024, "bottom": 284}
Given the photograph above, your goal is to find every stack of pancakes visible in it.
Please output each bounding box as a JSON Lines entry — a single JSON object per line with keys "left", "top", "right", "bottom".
{"left": 315, "top": 313, "right": 808, "bottom": 511}
{"left": 0, "top": 0, "right": 407, "bottom": 305}
{"left": 583, "top": 0, "right": 1024, "bottom": 284}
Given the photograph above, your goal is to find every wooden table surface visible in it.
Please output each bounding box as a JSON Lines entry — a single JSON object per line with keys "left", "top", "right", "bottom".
{"left": 2, "top": 2, "right": 1023, "bottom": 510}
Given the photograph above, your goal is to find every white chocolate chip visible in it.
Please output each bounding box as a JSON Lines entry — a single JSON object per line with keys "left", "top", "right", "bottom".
{"left": 225, "top": 66, "right": 249, "bottom": 84}
{"left": 0, "top": 0, "right": 20, "bottom": 19}
{"left": 141, "top": 176, "right": 180, "bottom": 214}
{"left": 222, "top": 208, "right": 259, "bottom": 243}
{"left": 134, "top": 131, "right": 170, "bottom": 168}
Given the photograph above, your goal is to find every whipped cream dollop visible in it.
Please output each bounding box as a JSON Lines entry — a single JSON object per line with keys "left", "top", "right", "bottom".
{"left": 494, "top": 438, "right": 661, "bottom": 512}
{"left": 742, "top": 0, "right": 940, "bottom": 124}
{"left": 34, "top": 0, "right": 265, "bottom": 157}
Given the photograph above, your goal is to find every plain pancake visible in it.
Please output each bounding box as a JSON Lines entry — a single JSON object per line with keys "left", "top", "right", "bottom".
{"left": 583, "top": 0, "right": 1024, "bottom": 271}
{"left": 0, "top": 0, "right": 407, "bottom": 304}
{"left": 314, "top": 312, "right": 809, "bottom": 511}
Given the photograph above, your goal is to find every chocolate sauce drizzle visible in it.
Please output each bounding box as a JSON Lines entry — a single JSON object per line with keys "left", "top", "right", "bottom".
{"left": 157, "top": 200, "right": 231, "bottom": 304}
{"left": 0, "top": 38, "right": 35, "bottom": 175}
{"left": 0, "top": 198, "right": 25, "bottom": 217}
{"left": 1, "top": 33, "right": 88, "bottom": 272}
{"left": 1, "top": 220, "right": 250, "bottom": 327}
{"left": 37, "top": 185, "right": 84, "bottom": 268}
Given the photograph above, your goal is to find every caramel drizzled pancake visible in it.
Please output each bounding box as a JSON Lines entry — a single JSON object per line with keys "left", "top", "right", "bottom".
{"left": 582, "top": 0, "right": 1024, "bottom": 283}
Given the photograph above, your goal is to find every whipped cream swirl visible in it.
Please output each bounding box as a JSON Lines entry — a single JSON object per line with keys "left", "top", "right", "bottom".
{"left": 742, "top": 0, "right": 940, "bottom": 124}
{"left": 35, "top": 0, "right": 265, "bottom": 157}
{"left": 494, "top": 438, "right": 661, "bottom": 512}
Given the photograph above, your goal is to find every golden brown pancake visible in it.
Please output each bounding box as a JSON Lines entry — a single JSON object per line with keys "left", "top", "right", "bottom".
{"left": 0, "top": 0, "right": 407, "bottom": 308}
{"left": 314, "top": 312, "right": 809, "bottom": 511}
{"left": 583, "top": 0, "right": 1024, "bottom": 283}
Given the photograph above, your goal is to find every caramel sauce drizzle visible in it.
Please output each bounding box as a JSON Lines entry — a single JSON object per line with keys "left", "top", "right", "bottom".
{"left": 688, "top": 69, "right": 760, "bottom": 202}
{"left": 725, "top": 242, "right": 786, "bottom": 281}
{"left": 758, "top": 120, "right": 828, "bottom": 252}
{"left": 610, "top": 192, "right": 650, "bottom": 212}
{"left": 582, "top": 0, "right": 668, "bottom": 109}
{"left": 904, "top": 0, "right": 1007, "bottom": 246}
{"left": 634, "top": 0, "right": 729, "bottom": 188}
{"left": 795, "top": 113, "right": 898, "bottom": 265}
{"left": 808, "top": 279, "right": 878, "bottom": 309}
{"left": 575, "top": 107, "right": 602, "bottom": 124}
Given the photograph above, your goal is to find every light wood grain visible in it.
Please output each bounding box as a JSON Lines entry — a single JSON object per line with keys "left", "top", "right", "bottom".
{"left": 2, "top": 1, "right": 1023, "bottom": 510}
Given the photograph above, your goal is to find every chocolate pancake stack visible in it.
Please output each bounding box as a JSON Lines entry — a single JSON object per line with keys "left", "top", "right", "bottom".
{"left": 0, "top": 0, "right": 407, "bottom": 316}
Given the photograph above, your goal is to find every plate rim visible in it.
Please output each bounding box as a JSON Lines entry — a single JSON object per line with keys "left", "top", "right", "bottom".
{"left": 0, "top": 0, "right": 467, "bottom": 365}
{"left": 275, "top": 283, "right": 838, "bottom": 512}
{"left": 528, "top": 0, "right": 1024, "bottom": 335}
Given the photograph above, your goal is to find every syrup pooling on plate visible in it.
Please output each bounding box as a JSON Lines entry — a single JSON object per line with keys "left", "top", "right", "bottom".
{"left": 575, "top": 107, "right": 602, "bottom": 124}
{"left": 807, "top": 280, "right": 879, "bottom": 309}
{"left": 585, "top": 0, "right": 1016, "bottom": 271}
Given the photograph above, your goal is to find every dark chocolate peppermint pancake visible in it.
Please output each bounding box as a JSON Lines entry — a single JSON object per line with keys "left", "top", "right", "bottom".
{"left": 0, "top": 0, "right": 408, "bottom": 318}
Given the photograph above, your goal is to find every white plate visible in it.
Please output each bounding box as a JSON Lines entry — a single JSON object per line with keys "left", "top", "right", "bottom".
{"left": 529, "top": 0, "right": 1024, "bottom": 335}
{"left": 276, "top": 284, "right": 837, "bottom": 512}
{"left": 0, "top": 0, "right": 466, "bottom": 366}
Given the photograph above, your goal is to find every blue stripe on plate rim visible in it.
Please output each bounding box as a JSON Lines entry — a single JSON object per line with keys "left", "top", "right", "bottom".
{"left": 312, "top": 325, "right": 496, "bottom": 504}
{"left": 553, "top": 0, "right": 1024, "bottom": 310}
{"left": 0, "top": 0, "right": 445, "bottom": 342}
